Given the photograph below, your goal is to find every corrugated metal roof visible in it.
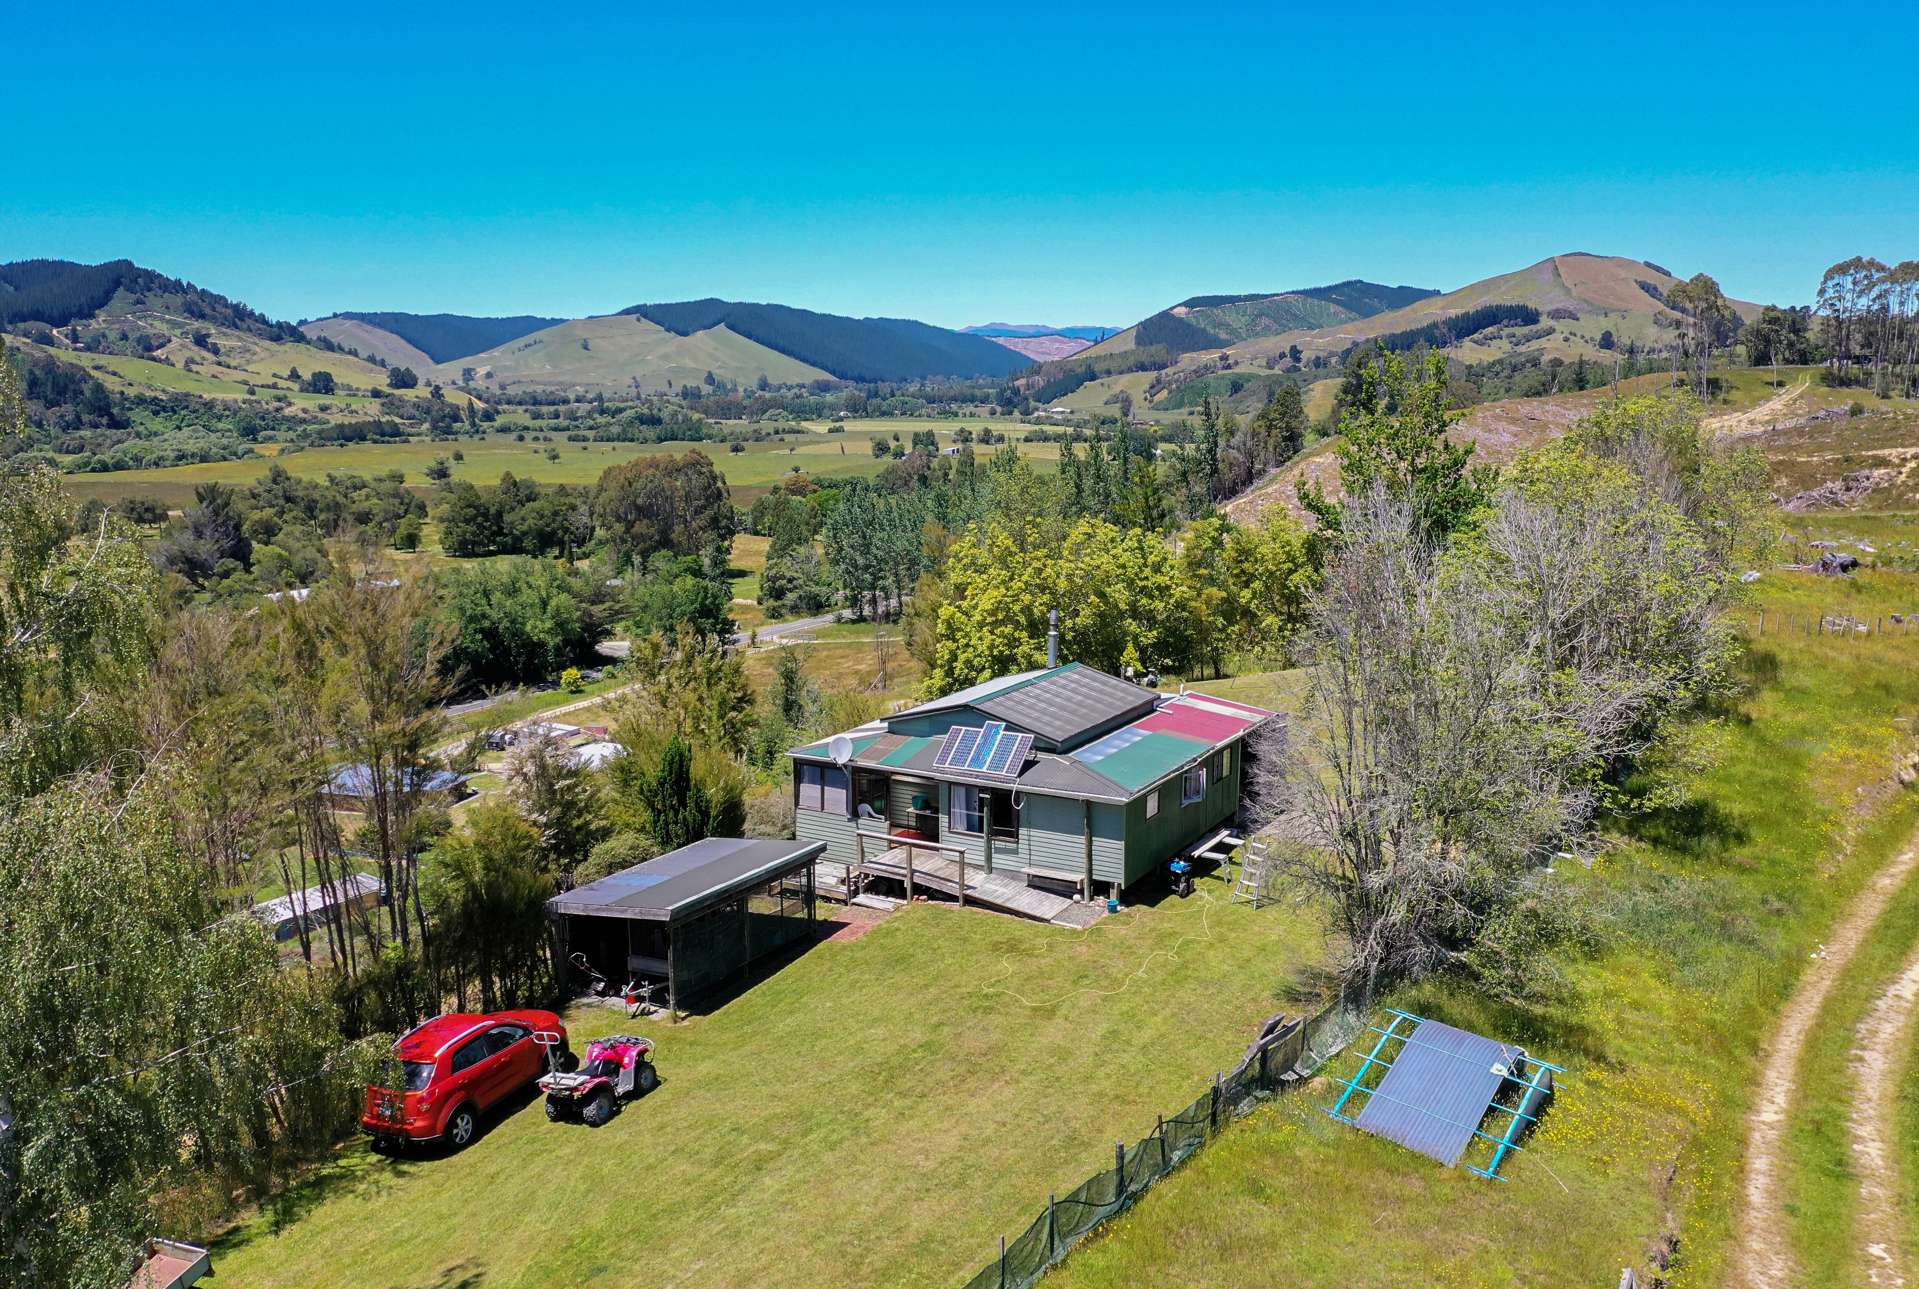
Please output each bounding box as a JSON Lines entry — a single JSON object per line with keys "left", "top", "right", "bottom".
{"left": 1353, "top": 1019, "right": 1519, "bottom": 1167}
{"left": 1072, "top": 729, "right": 1210, "bottom": 793}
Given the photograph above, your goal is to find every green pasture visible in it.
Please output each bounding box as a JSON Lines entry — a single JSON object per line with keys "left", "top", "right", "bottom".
{"left": 1049, "top": 567, "right": 1919, "bottom": 1288}
{"left": 60, "top": 422, "right": 1063, "bottom": 509}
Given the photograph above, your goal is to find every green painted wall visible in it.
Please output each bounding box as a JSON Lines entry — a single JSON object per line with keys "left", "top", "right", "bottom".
{"left": 1119, "top": 738, "right": 1243, "bottom": 884}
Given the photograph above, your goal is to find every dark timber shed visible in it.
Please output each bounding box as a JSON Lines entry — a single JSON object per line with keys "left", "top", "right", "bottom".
{"left": 548, "top": 837, "right": 824, "bottom": 1011}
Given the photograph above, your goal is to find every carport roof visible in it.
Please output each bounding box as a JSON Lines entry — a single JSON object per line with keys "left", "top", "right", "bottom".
{"left": 547, "top": 837, "right": 825, "bottom": 924}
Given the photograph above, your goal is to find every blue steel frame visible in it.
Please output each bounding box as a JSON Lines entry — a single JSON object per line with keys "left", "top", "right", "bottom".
{"left": 1326, "top": 1007, "right": 1565, "bottom": 1181}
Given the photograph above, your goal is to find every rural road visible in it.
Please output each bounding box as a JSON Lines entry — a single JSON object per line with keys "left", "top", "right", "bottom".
{"left": 435, "top": 614, "right": 837, "bottom": 746}
{"left": 1736, "top": 834, "right": 1919, "bottom": 1289}
{"left": 730, "top": 612, "right": 837, "bottom": 647}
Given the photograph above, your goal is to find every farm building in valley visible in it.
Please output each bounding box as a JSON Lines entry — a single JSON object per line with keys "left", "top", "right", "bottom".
{"left": 788, "top": 662, "right": 1274, "bottom": 901}
{"left": 321, "top": 764, "right": 470, "bottom": 812}
{"left": 252, "top": 873, "right": 382, "bottom": 942}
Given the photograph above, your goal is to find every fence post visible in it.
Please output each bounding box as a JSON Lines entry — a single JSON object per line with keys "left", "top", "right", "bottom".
{"left": 1211, "top": 1071, "right": 1221, "bottom": 1131}
{"left": 1259, "top": 1037, "right": 1271, "bottom": 1089}
{"left": 1047, "top": 1193, "right": 1057, "bottom": 1262}
{"left": 1115, "top": 1139, "right": 1125, "bottom": 1199}
{"left": 1156, "top": 1113, "right": 1166, "bottom": 1170}
{"left": 998, "top": 1234, "right": 1006, "bottom": 1289}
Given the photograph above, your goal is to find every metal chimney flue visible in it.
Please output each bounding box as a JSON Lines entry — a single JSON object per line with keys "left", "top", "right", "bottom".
{"left": 1046, "top": 609, "right": 1060, "bottom": 668}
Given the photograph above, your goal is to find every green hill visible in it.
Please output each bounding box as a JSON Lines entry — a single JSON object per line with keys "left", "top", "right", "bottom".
{"left": 297, "top": 317, "right": 434, "bottom": 370}
{"left": 1242, "top": 253, "right": 1764, "bottom": 367}
{"left": 430, "top": 313, "right": 835, "bottom": 394}
{"left": 622, "top": 299, "right": 1033, "bottom": 382}
{"left": 1, "top": 258, "right": 306, "bottom": 343}
{"left": 304, "top": 311, "right": 564, "bottom": 364}
{"left": 1084, "top": 280, "right": 1439, "bottom": 359}
{"left": 1, "top": 259, "right": 472, "bottom": 418}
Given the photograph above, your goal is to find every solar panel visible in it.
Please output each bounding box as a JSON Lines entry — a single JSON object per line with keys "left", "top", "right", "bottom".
{"left": 933, "top": 726, "right": 982, "bottom": 770}
{"left": 965, "top": 721, "right": 1006, "bottom": 770}
{"left": 931, "top": 723, "right": 1030, "bottom": 782}
{"left": 979, "top": 732, "right": 1032, "bottom": 779}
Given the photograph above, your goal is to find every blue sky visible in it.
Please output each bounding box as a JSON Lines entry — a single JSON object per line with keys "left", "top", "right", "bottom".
{"left": 8, "top": 2, "right": 1916, "bottom": 328}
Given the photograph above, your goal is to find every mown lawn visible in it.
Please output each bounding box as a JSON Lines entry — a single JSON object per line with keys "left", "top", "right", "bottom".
{"left": 211, "top": 876, "right": 1325, "bottom": 1287}
{"left": 1048, "top": 568, "right": 1919, "bottom": 1288}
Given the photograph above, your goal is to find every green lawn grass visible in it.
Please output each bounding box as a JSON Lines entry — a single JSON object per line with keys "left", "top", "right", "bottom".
{"left": 210, "top": 876, "right": 1325, "bottom": 1287}
{"left": 1047, "top": 568, "right": 1919, "bottom": 1289}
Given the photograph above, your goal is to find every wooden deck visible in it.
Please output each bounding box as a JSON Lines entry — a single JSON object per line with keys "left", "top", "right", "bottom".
{"left": 856, "top": 846, "right": 1105, "bottom": 928}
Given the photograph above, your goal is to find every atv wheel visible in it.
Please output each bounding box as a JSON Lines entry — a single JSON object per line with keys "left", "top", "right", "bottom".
{"left": 582, "top": 1088, "right": 616, "bottom": 1128}
{"left": 636, "top": 1061, "right": 659, "bottom": 1095}
{"left": 544, "top": 1095, "right": 563, "bottom": 1122}
{"left": 445, "top": 1104, "right": 478, "bottom": 1150}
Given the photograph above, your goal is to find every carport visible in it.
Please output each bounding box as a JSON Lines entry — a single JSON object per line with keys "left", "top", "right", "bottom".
{"left": 548, "top": 837, "right": 825, "bottom": 1012}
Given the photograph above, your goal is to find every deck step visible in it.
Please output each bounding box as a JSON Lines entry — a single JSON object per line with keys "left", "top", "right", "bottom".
{"left": 855, "top": 846, "right": 1097, "bottom": 927}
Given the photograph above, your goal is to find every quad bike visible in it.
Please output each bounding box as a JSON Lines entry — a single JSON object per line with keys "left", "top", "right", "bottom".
{"left": 535, "top": 1031, "right": 657, "bottom": 1126}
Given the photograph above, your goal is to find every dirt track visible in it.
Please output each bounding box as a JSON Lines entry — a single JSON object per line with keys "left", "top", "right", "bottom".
{"left": 1849, "top": 941, "right": 1919, "bottom": 1285}
{"left": 1736, "top": 840, "right": 1919, "bottom": 1288}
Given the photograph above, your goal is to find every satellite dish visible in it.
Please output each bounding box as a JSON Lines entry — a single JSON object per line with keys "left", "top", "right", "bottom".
{"left": 828, "top": 734, "right": 854, "bottom": 766}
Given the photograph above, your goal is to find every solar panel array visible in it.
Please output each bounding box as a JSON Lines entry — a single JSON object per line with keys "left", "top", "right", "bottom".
{"left": 932, "top": 722, "right": 1032, "bottom": 782}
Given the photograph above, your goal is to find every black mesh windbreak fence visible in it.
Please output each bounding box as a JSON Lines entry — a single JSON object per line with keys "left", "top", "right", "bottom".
{"left": 956, "top": 1001, "right": 1365, "bottom": 1289}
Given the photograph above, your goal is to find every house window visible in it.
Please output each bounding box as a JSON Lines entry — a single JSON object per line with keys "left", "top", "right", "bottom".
{"left": 798, "top": 763, "right": 850, "bottom": 814}
{"left": 1145, "top": 790, "right": 1160, "bottom": 820}
{"left": 1219, "top": 745, "right": 1231, "bottom": 777}
{"left": 855, "top": 773, "right": 888, "bottom": 824}
{"left": 949, "top": 786, "right": 1017, "bottom": 840}
{"left": 1182, "top": 765, "right": 1207, "bottom": 805}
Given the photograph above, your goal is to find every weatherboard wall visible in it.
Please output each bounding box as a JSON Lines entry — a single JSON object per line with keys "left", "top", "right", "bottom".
{"left": 931, "top": 784, "right": 1125, "bottom": 886}
{"left": 790, "top": 789, "right": 1126, "bottom": 888}
{"left": 1119, "top": 739, "right": 1243, "bottom": 883}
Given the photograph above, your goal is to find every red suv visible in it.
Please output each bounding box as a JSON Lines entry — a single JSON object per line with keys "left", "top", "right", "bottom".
{"left": 362, "top": 1009, "right": 566, "bottom": 1151}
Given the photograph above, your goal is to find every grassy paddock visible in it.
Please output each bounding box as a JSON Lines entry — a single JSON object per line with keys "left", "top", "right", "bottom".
{"left": 1048, "top": 570, "right": 1919, "bottom": 1288}
{"left": 211, "top": 878, "right": 1324, "bottom": 1287}
{"left": 59, "top": 423, "right": 1064, "bottom": 510}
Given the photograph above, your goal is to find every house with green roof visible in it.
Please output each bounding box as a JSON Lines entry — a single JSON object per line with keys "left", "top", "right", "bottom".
{"left": 787, "top": 662, "right": 1276, "bottom": 900}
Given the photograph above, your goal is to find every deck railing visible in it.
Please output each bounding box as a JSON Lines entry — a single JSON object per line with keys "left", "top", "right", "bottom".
{"left": 852, "top": 830, "right": 970, "bottom": 906}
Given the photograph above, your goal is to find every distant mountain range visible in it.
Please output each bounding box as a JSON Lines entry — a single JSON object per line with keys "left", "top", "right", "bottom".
{"left": 962, "top": 323, "right": 1117, "bottom": 362}
{"left": 297, "top": 298, "right": 1034, "bottom": 392}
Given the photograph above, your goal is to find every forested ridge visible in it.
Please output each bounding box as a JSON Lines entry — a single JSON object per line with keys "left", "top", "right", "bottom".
{"left": 621, "top": 298, "right": 1032, "bottom": 382}
{"left": 1354, "top": 302, "right": 1543, "bottom": 356}
{"left": 0, "top": 258, "right": 305, "bottom": 341}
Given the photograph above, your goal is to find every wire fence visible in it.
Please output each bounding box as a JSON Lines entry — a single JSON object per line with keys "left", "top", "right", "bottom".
{"left": 1742, "top": 608, "right": 1919, "bottom": 639}
{"left": 959, "top": 997, "right": 1366, "bottom": 1289}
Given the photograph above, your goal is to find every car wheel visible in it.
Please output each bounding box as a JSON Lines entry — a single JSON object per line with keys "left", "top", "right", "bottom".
{"left": 544, "top": 1096, "right": 563, "bottom": 1122}
{"left": 558, "top": 1044, "right": 579, "bottom": 1074}
{"left": 636, "top": 1061, "right": 659, "bottom": 1095}
{"left": 446, "top": 1104, "right": 479, "bottom": 1150}
{"left": 582, "top": 1089, "right": 615, "bottom": 1128}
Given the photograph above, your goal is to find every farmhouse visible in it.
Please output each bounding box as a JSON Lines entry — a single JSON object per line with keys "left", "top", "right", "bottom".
{"left": 252, "top": 873, "right": 382, "bottom": 942}
{"left": 321, "top": 764, "right": 470, "bottom": 812}
{"left": 788, "top": 662, "right": 1274, "bottom": 901}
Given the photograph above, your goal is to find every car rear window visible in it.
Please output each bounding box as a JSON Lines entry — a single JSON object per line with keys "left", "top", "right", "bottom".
{"left": 401, "top": 1061, "right": 434, "bottom": 1091}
